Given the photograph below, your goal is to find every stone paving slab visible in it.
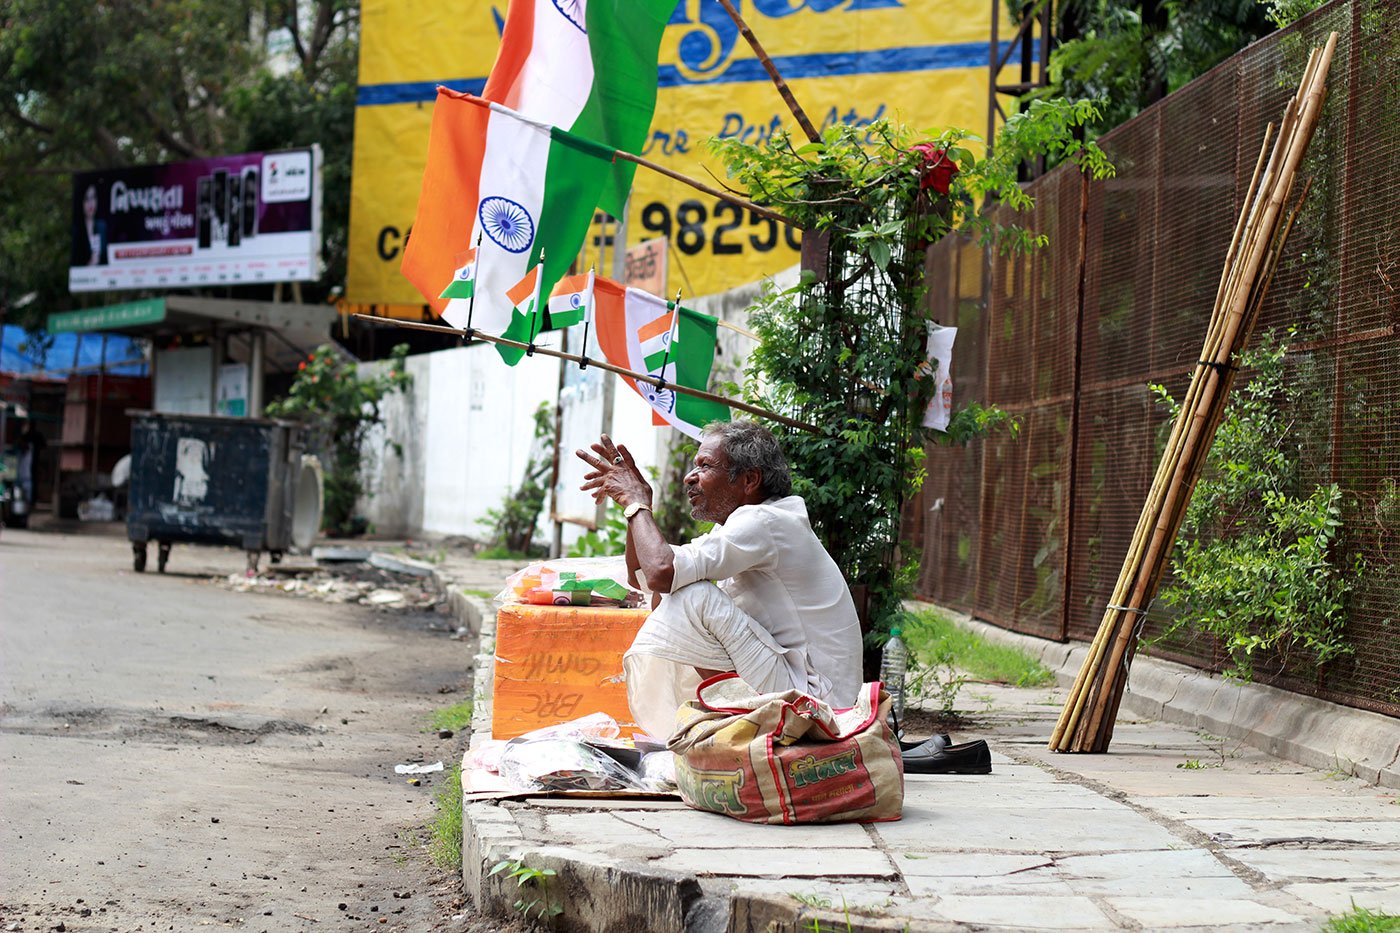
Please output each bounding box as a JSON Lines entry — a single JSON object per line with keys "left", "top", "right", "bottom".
{"left": 927, "top": 893, "right": 1116, "bottom": 929}
{"left": 1230, "top": 849, "right": 1400, "bottom": 881}
{"left": 1187, "top": 817, "right": 1400, "bottom": 847}
{"left": 1144, "top": 793, "right": 1400, "bottom": 820}
{"left": 1283, "top": 881, "right": 1400, "bottom": 913}
{"left": 1105, "top": 896, "right": 1305, "bottom": 928}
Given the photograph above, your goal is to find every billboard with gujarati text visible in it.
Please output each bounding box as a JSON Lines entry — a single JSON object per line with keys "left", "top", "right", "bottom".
{"left": 70, "top": 147, "right": 321, "bottom": 293}
{"left": 347, "top": 0, "right": 996, "bottom": 305}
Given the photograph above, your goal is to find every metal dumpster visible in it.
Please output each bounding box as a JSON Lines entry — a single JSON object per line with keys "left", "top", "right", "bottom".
{"left": 126, "top": 411, "right": 321, "bottom": 573}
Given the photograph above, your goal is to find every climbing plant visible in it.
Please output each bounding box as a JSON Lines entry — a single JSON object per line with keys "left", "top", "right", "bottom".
{"left": 1151, "top": 338, "right": 1360, "bottom": 679}
{"left": 711, "top": 100, "right": 1112, "bottom": 646}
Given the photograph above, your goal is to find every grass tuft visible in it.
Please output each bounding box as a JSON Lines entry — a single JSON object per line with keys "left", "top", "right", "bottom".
{"left": 1321, "top": 904, "right": 1400, "bottom": 932}
{"left": 904, "top": 608, "right": 1054, "bottom": 687}
{"left": 429, "top": 764, "right": 463, "bottom": 872}
{"left": 429, "top": 699, "right": 474, "bottom": 734}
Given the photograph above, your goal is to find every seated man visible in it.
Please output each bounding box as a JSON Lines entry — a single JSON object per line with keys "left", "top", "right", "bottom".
{"left": 576, "top": 420, "right": 862, "bottom": 739}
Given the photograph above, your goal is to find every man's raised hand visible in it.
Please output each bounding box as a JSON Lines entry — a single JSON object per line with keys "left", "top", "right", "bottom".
{"left": 575, "top": 434, "right": 653, "bottom": 507}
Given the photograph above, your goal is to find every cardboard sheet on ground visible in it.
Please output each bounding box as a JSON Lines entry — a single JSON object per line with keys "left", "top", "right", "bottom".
{"left": 462, "top": 718, "right": 679, "bottom": 803}
{"left": 461, "top": 753, "right": 680, "bottom": 803}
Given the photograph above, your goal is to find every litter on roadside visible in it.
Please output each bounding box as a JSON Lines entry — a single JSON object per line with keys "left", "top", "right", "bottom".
{"left": 394, "top": 761, "right": 445, "bottom": 775}
{"left": 463, "top": 714, "right": 675, "bottom": 799}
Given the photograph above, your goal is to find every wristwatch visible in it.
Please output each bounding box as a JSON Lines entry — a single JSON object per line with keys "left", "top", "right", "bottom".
{"left": 623, "top": 501, "right": 653, "bottom": 521}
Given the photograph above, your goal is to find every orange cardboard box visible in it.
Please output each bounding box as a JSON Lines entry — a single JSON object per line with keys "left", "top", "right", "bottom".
{"left": 491, "top": 604, "right": 649, "bottom": 740}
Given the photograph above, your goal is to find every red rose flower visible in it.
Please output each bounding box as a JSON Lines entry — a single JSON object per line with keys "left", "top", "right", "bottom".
{"left": 912, "top": 143, "right": 959, "bottom": 195}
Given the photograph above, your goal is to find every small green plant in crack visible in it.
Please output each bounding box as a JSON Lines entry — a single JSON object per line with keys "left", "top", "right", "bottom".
{"left": 428, "top": 699, "right": 474, "bottom": 734}
{"left": 1177, "top": 758, "right": 1207, "bottom": 770}
{"left": 490, "top": 858, "right": 563, "bottom": 921}
{"left": 1198, "top": 731, "right": 1240, "bottom": 768}
{"left": 791, "top": 892, "right": 833, "bottom": 909}
{"left": 1321, "top": 755, "right": 1358, "bottom": 781}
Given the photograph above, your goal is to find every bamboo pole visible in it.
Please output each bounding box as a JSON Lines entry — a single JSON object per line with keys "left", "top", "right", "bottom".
{"left": 1050, "top": 33, "right": 1337, "bottom": 753}
{"left": 612, "top": 149, "right": 802, "bottom": 230}
{"left": 349, "top": 313, "right": 823, "bottom": 435}
{"left": 712, "top": 0, "right": 823, "bottom": 143}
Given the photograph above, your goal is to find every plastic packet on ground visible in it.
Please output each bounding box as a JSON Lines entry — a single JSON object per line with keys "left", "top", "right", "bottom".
{"left": 638, "top": 750, "right": 677, "bottom": 789}
{"left": 497, "top": 739, "right": 649, "bottom": 792}
{"left": 514, "top": 711, "right": 620, "bottom": 744}
{"left": 495, "top": 557, "right": 644, "bottom": 608}
{"left": 464, "top": 739, "right": 508, "bottom": 773}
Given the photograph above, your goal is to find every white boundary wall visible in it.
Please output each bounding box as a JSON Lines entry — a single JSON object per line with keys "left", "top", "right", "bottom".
{"left": 357, "top": 264, "right": 799, "bottom": 543}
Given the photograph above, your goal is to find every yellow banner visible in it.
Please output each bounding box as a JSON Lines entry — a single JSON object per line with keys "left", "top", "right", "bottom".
{"left": 347, "top": 0, "right": 997, "bottom": 305}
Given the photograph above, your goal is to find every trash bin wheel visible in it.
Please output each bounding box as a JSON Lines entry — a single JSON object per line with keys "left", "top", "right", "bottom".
{"left": 246, "top": 551, "right": 260, "bottom": 576}
{"left": 157, "top": 542, "right": 172, "bottom": 574}
{"left": 269, "top": 551, "right": 284, "bottom": 565}
{"left": 132, "top": 543, "right": 147, "bottom": 573}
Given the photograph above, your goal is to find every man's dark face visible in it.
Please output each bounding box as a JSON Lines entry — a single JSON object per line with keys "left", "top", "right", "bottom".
{"left": 684, "top": 437, "right": 749, "bottom": 524}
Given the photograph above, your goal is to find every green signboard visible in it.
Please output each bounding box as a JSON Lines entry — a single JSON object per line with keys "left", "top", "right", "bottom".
{"left": 47, "top": 298, "right": 166, "bottom": 334}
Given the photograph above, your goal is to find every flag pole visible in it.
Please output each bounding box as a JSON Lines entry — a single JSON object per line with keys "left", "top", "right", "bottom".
{"left": 656, "top": 288, "right": 683, "bottom": 390}
{"left": 350, "top": 312, "right": 822, "bottom": 435}
{"left": 577, "top": 266, "right": 596, "bottom": 371}
{"left": 525, "top": 249, "right": 545, "bottom": 356}
{"left": 712, "top": 0, "right": 822, "bottom": 143}
{"left": 464, "top": 228, "right": 483, "bottom": 343}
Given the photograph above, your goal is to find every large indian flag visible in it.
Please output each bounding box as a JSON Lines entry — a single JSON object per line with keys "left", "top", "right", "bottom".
{"left": 401, "top": 0, "right": 676, "bottom": 341}
{"left": 553, "top": 273, "right": 730, "bottom": 438}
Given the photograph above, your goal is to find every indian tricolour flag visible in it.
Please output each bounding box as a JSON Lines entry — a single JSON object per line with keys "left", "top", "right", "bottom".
{"left": 586, "top": 276, "right": 730, "bottom": 439}
{"left": 401, "top": 90, "right": 614, "bottom": 363}
{"left": 401, "top": 0, "right": 675, "bottom": 355}
{"left": 438, "top": 247, "right": 478, "bottom": 322}
{"left": 547, "top": 270, "right": 595, "bottom": 331}
{"left": 491, "top": 0, "right": 676, "bottom": 215}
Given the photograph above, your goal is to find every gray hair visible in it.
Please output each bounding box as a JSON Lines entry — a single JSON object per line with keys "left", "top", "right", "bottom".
{"left": 701, "top": 419, "right": 791, "bottom": 499}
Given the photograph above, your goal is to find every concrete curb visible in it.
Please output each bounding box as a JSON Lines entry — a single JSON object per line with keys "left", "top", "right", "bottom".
{"left": 911, "top": 601, "right": 1400, "bottom": 789}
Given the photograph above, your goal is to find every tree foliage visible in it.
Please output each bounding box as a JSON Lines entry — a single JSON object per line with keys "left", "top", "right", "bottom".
{"left": 1152, "top": 338, "right": 1359, "bottom": 679}
{"left": 1039, "top": 0, "right": 1280, "bottom": 134}
{"left": 265, "top": 342, "right": 410, "bottom": 535}
{"left": 0, "top": 0, "right": 357, "bottom": 327}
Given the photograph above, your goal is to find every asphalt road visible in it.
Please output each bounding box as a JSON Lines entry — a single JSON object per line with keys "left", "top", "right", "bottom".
{"left": 0, "top": 525, "right": 498, "bottom": 932}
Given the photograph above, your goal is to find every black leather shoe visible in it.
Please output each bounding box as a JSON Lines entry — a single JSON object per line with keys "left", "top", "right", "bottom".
{"left": 902, "top": 738, "right": 992, "bottom": 774}
{"left": 898, "top": 733, "right": 951, "bottom": 753}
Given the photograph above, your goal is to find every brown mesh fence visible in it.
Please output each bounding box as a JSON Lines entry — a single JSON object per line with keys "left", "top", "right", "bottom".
{"left": 914, "top": 0, "right": 1400, "bottom": 717}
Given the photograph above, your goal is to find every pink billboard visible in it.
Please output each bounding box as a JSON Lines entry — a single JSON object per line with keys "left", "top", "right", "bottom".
{"left": 70, "top": 146, "right": 321, "bottom": 293}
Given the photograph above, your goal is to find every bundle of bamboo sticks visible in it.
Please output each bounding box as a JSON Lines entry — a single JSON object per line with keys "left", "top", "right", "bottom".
{"left": 1050, "top": 32, "right": 1339, "bottom": 754}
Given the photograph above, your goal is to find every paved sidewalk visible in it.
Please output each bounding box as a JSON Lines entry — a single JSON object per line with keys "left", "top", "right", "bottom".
{"left": 432, "top": 559, "right": 1400, "bottom": 932}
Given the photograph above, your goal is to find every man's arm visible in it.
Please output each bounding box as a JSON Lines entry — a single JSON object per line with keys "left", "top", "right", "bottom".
{"left": 626, "top": 507, "right": 675, "bottom": 594}
{"left": 577, "top": 434, "right": 675, "bottom": 593}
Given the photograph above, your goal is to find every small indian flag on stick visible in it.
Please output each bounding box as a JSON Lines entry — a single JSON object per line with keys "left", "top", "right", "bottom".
{"left": 438, "top": 247, "right": 478, "bottom": 300}
{"left": 547, "top": 270, "right": 594, "bottom": 330}
{"left": 504, "top": 259, "right": 548, "bottom": 349}
{"left": 588, "top": 276, "right": 730, "bottom": 438}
